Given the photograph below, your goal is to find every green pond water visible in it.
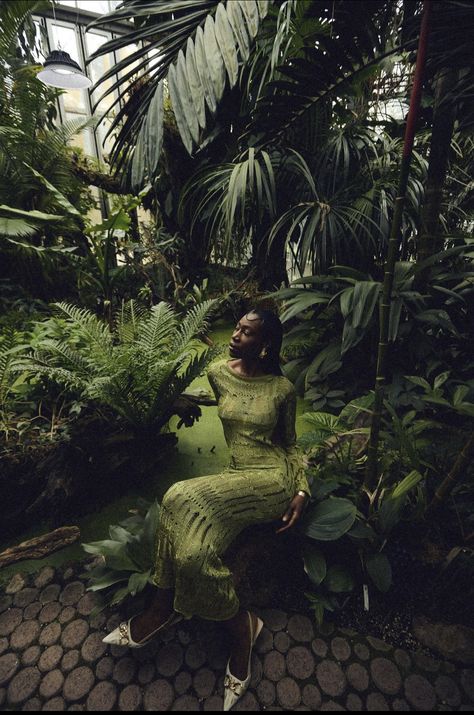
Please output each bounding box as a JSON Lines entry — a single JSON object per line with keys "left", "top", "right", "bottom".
{"left": 0, "top": 321, "right": 311, "bottom": 585}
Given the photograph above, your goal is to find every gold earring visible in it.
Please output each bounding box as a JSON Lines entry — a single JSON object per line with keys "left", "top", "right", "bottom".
{"left": 259, "top": 347, "right": 268, "bottom": 359}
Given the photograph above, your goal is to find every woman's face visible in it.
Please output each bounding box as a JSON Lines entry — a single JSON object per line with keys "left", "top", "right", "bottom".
{"left": 229, "top": 313, "right": 265, "bottom": 360}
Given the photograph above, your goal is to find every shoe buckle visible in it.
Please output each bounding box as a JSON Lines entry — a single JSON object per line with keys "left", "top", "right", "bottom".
{"left": 224, "top": 675, "right": 243, "bottom": 695}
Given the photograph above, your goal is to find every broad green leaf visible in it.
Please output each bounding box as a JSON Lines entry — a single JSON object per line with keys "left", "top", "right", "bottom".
{"left": 168, "top": 62, "right": 194, "bottom": 154}
{"left": 405, "top": 375, "right": 431, "bottom": 391}
{"left": 194, "top": 25, "right": 217, "bottom": 114}
{"left": 348, "top": 519, "right": 377, "bottom": 542}
{"left": 239, "top": 0, "right": 259, "bottom": 38}
{"left": 351, "top": 281, "right": 380, "bottom": 329}
{"left": 215, "top": 3, "right": 238, "bottom": 87}
{"left": 365, "top": 553, "right": 392, "bottom": 592}
{"left": 26, "top": 166, "right": 82, "bottom": 219}
{"left": 325, "top": 565, "right": 355, "bottom": 593}
{"left": 131, "top": 127, "right": 145, "bottom": 191}
{"left": 304, "top": 498, "right": 357, "bottom": 541}
{"left": 303, "top": 544, "right": 327, "bottom": 585}
{"left": 227, "top": 0, "right": 250, "bottom": 61}
{"left": 145, "top": 80, "right": 164, "bottom": 176}
{"left": 128, "top": 570, "right": 150, "bottom": 596}
{"left": 391, "top": 470, "right": 423, "bottom": 500}
{"left": 203, "top": 16, "right": 226, "bottom": 102}
{"left": 185, "top": 39, "right": 206, "bottom": 130}
{"left": 176, "top": 49, "right": 200, "bottom": 145}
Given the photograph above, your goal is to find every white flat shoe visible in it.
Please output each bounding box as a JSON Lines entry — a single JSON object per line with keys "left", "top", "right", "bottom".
{"left": 102, "top": 611, "right": 183, "bottom": 649}
{"left": 223, "top": 612, "right": 264, "bottom": 711}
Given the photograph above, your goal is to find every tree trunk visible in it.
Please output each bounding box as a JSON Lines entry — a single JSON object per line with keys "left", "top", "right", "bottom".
{"left": 364, "top": 1, "right": 432, "bottom": 492}
{"left": 0, "top": 527, "right": 80, "bottom": 567}
{"left": 426, "top": 431, "right": 474, "bottom": 516}
{"left": 416, "top": 67, "right": 459, "bottom": 281}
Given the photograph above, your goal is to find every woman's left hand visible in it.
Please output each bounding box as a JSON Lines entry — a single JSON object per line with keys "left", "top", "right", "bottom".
{"left": 276, "top": 493, "right": 308, "bottom": 534}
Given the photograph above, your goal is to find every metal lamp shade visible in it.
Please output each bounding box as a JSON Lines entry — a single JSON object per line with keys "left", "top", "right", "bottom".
{"left": 37, "top": 50, "right": 92, "bottom": 89}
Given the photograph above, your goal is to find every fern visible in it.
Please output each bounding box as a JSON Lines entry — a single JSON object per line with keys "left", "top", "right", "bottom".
{"left": 173, "top": 300, "right": 217, "bottom": 354}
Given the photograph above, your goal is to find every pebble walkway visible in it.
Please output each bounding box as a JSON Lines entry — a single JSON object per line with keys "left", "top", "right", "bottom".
{"left": 0, "top": 561, "right": 473, "bottom": 711}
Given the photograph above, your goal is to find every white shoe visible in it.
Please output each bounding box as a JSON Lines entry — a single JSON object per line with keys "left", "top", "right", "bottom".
{"left": 102, "top": 611, "right": 183, "bottom": 649}
{"left": 223, "top": 612, "right": 264, "bottom": 711}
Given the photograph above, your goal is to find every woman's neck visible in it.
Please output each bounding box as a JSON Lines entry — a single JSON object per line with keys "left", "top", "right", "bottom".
{"left": 229, "top": 358, "right": 266, "bottom": 378}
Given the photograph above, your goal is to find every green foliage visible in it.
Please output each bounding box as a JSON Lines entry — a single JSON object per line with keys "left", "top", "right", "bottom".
{"left": 83, "top": 501, "right": 161, "bottom": 609}
{"left": 16, "top": 300, "right": 220, "bottom": 434}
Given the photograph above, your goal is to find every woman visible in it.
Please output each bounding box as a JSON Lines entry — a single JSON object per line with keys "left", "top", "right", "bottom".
{"left": 104, "top": 309, "right": 310, "bottom": 711}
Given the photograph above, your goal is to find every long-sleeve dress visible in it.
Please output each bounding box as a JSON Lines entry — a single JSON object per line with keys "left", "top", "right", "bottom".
{"left": 151, "top": 359, "right": 310, "bottom": 621}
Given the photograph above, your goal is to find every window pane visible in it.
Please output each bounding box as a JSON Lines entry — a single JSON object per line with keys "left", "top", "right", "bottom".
{"left": 86, "top": 30, "right": 116, "bottom": 113}
{"left": 51, "top": 24, "right": 88, "bottom": 112}
{"left": 78, "top": 1, "right": 109, "bottom": 12}
{"left": 66, "top": 112, "right": 95, "bottom": 156}
{"left": 57, "top": 1, "right": 77, "bottom": 7}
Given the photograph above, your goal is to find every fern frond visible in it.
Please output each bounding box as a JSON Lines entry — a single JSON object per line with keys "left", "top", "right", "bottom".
{"left": 54, "top": 303, "right": 113, "bottom": 363}
{"left": 136, "top": 302, "right": 178, "bottom": 360}
{"left": 173, "top": 300, "right": 218, "bottom": 354}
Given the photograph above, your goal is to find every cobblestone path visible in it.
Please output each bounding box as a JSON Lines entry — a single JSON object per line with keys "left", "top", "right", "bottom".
{"left": 0, "top": 561, "right": 473, "bottom": 711}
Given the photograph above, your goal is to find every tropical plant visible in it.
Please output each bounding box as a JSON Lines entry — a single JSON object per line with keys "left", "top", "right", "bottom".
{"left": 15, "top": 299, "right": 220, "bottom": 434}
{"left": 83, "top": 500, "right": 161, "bottom": 609}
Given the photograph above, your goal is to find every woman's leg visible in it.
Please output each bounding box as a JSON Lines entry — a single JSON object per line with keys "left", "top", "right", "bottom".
{"left": 129, "top": 587, "right": 175, "bottom": 643}
{"left": 223, "top": 610, "right": 260, "bottom": 680}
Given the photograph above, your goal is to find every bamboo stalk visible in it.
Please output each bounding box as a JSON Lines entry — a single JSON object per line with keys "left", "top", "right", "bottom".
{"left": 364, "top": 1, "right": 433, "bottom": 491}
{"left": 426, "top": 431, "right": 474, "bottom": 516}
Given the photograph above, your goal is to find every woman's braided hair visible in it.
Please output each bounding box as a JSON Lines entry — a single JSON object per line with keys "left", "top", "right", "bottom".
{"left": 245, "top": 308, "right": 283, "bottom": 376}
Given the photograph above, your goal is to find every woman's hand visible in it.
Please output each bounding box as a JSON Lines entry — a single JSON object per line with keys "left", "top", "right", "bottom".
{"left": 276, "top": 493, "right": 309, "bottom": 534}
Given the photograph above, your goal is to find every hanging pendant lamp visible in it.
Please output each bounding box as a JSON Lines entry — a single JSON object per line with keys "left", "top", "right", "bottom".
{"left": 37, "top": 49, "right": 92, "bottom": 89}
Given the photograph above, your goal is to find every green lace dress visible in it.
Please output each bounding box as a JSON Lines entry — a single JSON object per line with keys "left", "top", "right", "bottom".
{"left": 151, "top": 359, "right": 310, "bottom": 621}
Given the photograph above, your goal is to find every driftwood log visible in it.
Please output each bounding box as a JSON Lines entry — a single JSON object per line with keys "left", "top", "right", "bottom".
{"left": 0, "top": 526, "right": 80, "bottom": 568}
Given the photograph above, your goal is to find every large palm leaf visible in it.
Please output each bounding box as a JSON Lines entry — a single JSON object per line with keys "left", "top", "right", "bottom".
{"left": 88, "top": 0, "right": 270, "bottom": 189}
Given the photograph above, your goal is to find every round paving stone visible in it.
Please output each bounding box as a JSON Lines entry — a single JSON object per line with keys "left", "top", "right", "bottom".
{"left": 156, "top": 642, "right": 183, "bottom": 677}
{"left": 95, "top": 656, "right": 114, "bottom": 680}
{"left": 320, "top": 701, "right": 345, "bottom": 711}
{"left": 60, "top": 583, "right": 85, "bottom": 607}
{"left": 113, "top": 657, "right": 136, "bottom": 685}
{"left": 257, "top": 679, "right": 276, "bottom": 706}
{"left": 76, "top": 593, "right": 99, "bottom": 617}
{"left": 42, "top": 696, "right": 66, "bottom": 710}
{"left": 175, "top": 671, "right": 192, "bottom": 695}
{"left": 404, "top": 674, "right": 437, "bottom": 711}
{"left": 204, "top": 695, "right": 224, "bottom": 711}
{"left": 7, "top": 666, "right": 41, "bottom": 705}
{"left": 435, "top": 675, "right": 462, "bottom": 707}
{"left": 0, "top": 596, "right": 13, "bottom": 614}
{"left": 262, "top": 609, "right": 288, "bottom": 632}
{"left": 287, "top": 615, "right": 314, "bottom": 643}
{"left": 185, "top": 643, "right": 206, "bottom": 670}
{"left": 24, "top": 602, "right": 42, "bottom": 621}
{"left": 264, "top": 651, "right": 286, "bottom": 682}
{"left": 194, "top": 668, "right": 216, "bottom": 698}
{"left": 354, "top": 643, "right": 370, "bottom": 661}
{"left": 34, "top": 567, "right": 56, "bottom": 589}
{"left": 287, "top": 646, "right": 315, "bottom": 680}
{"left": 22, "top": 646, "right": 41, "bottom": 667}
{"left": 6, "top": 574, "right": 26, "bottom": 594}
{"left": 230, "top": 691, "right": 258, "bottom": 710}
{"left": 0, "top": 638, "right": 8, "bottom": 656}
{"left": 61, "top": 620, "right": 89, "bottom": 650}
{"left": 394, "top": 649, "right": 411, "bottom": 671}
{"left": 40, "top": 585, "right": 61, "bottom": 605}
{"left": 366, "top": 636, "right": 391, "bottom": 652}
{"left": 255, "top": 627, "right": 273, "bottom": 655}
{"left": 331, "top": 637, "right": 351, "bottom": 662}
{"left": 0, "top": 653, "right": 20, "bottom": 687}
{"left": 144, "top": 679, "right": 174, "bottom": 710}
{"left": 316, "top": 660, "right": 346, "bottom": 697}
{"left": 67, "top": 705, "right": 85, "bottom": 711}
{"left": 312, "top": 638, "right": 328, "bottom": 658}
{"left": 460, "top": 669, "right": 474, "bottom": 701}
{"left": 40, "top": 670, "right": 65, "bottom": 699}
{"left": 138, "top": 662, "right": 156, "bottom": 686}
{"left": 0, "top": 688, "right": 5, "bottom": 707}
{"left": 277, "top": 677, "right": 301, "bottom": 708}
{"left": 172, "top": 695, "right": 200, "bottom": 710}
{"left": 250, "top": 652, "right": 263, "bottom": 688}
{"left": 119, "top": 684, "right": 142, "bottom": 711}
{"left": 61, "top": 651, "right": 80, "bottom": 673}
{"left": 274, "top": 632, "right": 290, "bottom": 654}
{"left": 13, "top": 588, "right": 39, "bottom": 609}
{"left": 415, "top": 652, "right": 440, "bottom": 673}
{"left": 58, "top": 607, "right": 76, "bottom": 625}
{"left": 39, "top": 645, "right": 64, "bottom": 673}
{"left": 346, "top": 663, "right": 369, "bottom": 692}
{"left": 366, "top": 692, "right": 389, "bottom": 710}
{"left": 39, "top": 622, "right": 61, "bottom": 646}
{"left": 392, "top": 699, "right": 411, "bottom": 711}
{"left": 86, "top": 681, "right": 117, "bottom": 711}
{"left": 0, "top": 608, "right": 22, "bottom": 636}
{"left": 302, "top": 684, "right": 322, "bottom": 709}
{"left": 63, "top": 666, "right": 95, "bottom": 702}
{"left": 346, "top": 693, "right": 363, "bottom": 710}
{"left": 10, "top": 621, "right": 41, "bottom": 650}
{"left": 23, "top": 697, "right": 42, "bottom": 711}
{"left": 90, "top": 612, "right": 106, "bottom": 630}
{"left": 39, "top": 602, "right": 62, "bottom": 624}
{"left": 370, "top": 657, "right": 402, "bottom": 695}
{"left": 81, "top": 632, "right": 106, "bottom": 664}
